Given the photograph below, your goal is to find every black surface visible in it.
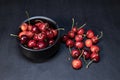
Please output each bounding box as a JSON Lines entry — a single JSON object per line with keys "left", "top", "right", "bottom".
{"left": 0, "top": 0, "right": 120, "bottom": 80}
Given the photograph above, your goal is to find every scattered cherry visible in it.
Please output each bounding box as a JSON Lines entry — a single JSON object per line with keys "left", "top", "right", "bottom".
{"left": 66, "top": 39, "right": 74, "bottom": 48}
{"left": 86, "top": 30, "right": 94, "bottom": 38}
{"left": 90, "top": 45, "right": 100, "bottom": 53}
{"left": 85, "top": 39, "right": 93, "bottom": 47}
{"left": 68, "top": 31, "right": 75, "bottom": 39}
{"left": 62, "top": 34, "right": 69, "bottom": 43}
{"left": 75, "top": 34, "right": 83, "bottom": 42}
{"left": 74, "top": 41, "right": 84, "bottom": 49}
{"left": 72, "top": 59, "right": 82, "bottom": 69}
{"left": 71, "top": 49, "right": 81, "bottom": 59}
{"left": 86, "top": 53, "right": 100, "bottom": 68}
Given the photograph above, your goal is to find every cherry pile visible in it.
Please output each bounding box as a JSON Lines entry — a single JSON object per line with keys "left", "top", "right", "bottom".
{"left": 11, "top": 20, "right": 64, "bottom": 49}
{"left": 62, "top": 18, "right": 103, "bottom": 69}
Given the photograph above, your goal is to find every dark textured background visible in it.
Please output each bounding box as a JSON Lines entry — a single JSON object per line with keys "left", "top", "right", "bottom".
{"left": 0, "top": 0, "right": 120, "bottom": 80}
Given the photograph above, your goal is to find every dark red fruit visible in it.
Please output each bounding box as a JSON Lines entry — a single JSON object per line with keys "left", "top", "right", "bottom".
{"left": 38, "top": 23, "right": 48, "bottom": 31}
{"left": 68, "top": 31, "right": 75, "bottom": 39}
{"left": 86, "top": 53, "right": 100, "bottom": 68}
{"left": 85, "top": 39, "right": 93, "bottom": 47}
{"left": 28, "top": 40, "right": 37, "bottom": 48}
{"left": 71, "top": 49, "right": 81, "bottom": 59}
{"left": 49, "top": 39, "right": 55, "bottom": 45}
{"left": 51, "top": 29, "right": 58, "bottom": 37}
{"left": 77, "top": 28, "right": 85, "bottom": 35}
{"left": 75, "top": 35, "right": 83, "bottom": 42}
{"left": 62, "top": 34, "right": 69, "bottom": 43}
{"left": 90, "top": 45, "right": 100, "bottom": 53}
{"left": 31, "top": 26, "right": 39, "bottom": 33}
{"left": 83, "top": 49, "right": 91, "bottom": 60}
{"left": 71, "top": 26, "right": 77, "bottom": 33}
{"left": 20, "top": 35, "right": 28, "bottom": 44}
{"left": 86, "top": 30, "right": 94, "bottom": 38}
{"left": 72, "top": 59, "right": 82, "bottom": 69}
{"left": 74, "top": 41, "right": 84, "bottom": 49}
{"left": 46, "top": 30, "right": 54, "bottom": 39}
{"left": 37, "top": 41, "right": 47, "bottom": 49}
{"left": 91, "top": 32, "right": 103, "bottom": 44}
{"left": 66, "top": 39, "right": 74, "bottom": 47}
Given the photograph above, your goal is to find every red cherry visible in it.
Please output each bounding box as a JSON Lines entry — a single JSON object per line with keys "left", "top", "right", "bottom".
{"left": 38, "top": 23, "right": 48, "bottom": 31}
{"left": 20, "top": 23, "right": 28, "bottom": 31}
{"left": 38, "top": 33, "right": 47, "bottom": 41}
{"left": 28, "top": 40, "right": 37, "bottom": 48}
{"left": 46, "top": 30, "right": 54, "bottom": 39}
{"left": 74, "top": 41, "right": 84, "bottom": 49}
{"left": 35, "top": 22, "right": 42, "bottom": 27}
{"left": 86, "top": 30, "right": 95, "bottom": 38}
{"left": 86, "top": 53, "right": 100, "bottom": 68}
{"left": 68, "top": 31, "right": 75, "bottom": 39}
{"left": 31, "top": 26, "right": 39, "bottom": 33}
{"left": 82, "top": 49, "right": 91, "bottom": 60}
{"left": 71, "top": 49, "right": 81, "bottom": 59}
{"left": 85, "top": 39, "right": 93, "bottom": 47}
{"left": 49, "top": 39, "right": 55, "bottom": 45}
{"left": 62, "top": 34, "right": 69, "bottom": 43}
{"left": 20, "top": 35, "right": 28, "bottom": 44}
{"left": 90, "top": 45, "right": 100, "bottom": 53}
{"left": 75, "top": 35, "right": 83, "bottom": 42}
{"left": 72, "top": 59, "right": 82, "bottom": 69}
{"left": 37, "top": 41, "right": 47, "bottom": 49}
{"left": 66, "top": 39, "right": 74, "bottom": 48}
{"left": 71, "top": 26, "right": 77, "bottom": 33}
{"left": 77, "top": 28, "right": 85, "bottom": 35}
{"left": 27, "top": 25, "right": 33, "bottom": 31}
{"left": 51, "top": 29, "right": 58, "bottom": 37}
{"left": 91, "top": 32, "right": 103, "bottom": 44}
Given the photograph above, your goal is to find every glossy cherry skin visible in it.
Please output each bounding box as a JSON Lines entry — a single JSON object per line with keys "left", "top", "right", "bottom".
{"left": 46, "top": 30, "right": 54, "bottom": 39}
{"left": 34, "top": 33, "right": 47, "bottom": 41}
{"left": 31, "top": 26, "right": 39, "bottom": 33}
{"left": 38, "top": 23, "right": 48, "bottom": 31}
{"left": 20, "top": 23, "right": 28, "bottom": 31}
{"left": 74, "top": 41, "right": 84, "bottom": 49}
{"left": 28, "top": 40, "right": 37, "bottom": 48}
{"left": 72, "top": 59, "right": 82, "bottom": 69}
{"left": 51, "top": 29, "right": 58, "bottom": 37}
{"left": 90, "top": 45, "right": 100, "bottom": 53}
{"left": 68, "top": 31, "right": 75, "bottom": 39}
{"left": 20, "top": 35, "right": 28, "bottom": 44}
{"left": 35, "top": 22, "right": 42, "bottom": 27}
{"left": 90, "top": 53, "right": 100, "bottom": 62}
{"left": 77, "top": 28, "right": 85, "bottom": 35}
{"left": 62, "top": 34, "right": 69, "bottom": 43}
{"left": 85, "top": 39, "right": 93, "bottom": 47}
{"left": 91, "top": 36, "right": 98, "bottom": 44}
{"left": 66, "top": 39, "right": 74, "bottom": 47}
{"left": 37, "top": 41, "right": 47, "bottom": 49}
{"left": 71, "top": 26, "right": 77, "bottom": 33}
{"left": 75, "top": 35, "right": 83, "bottom": 42}
{"left": 83, "top": 49, "right": 91, "bottom": 60}
{"left": 49, "top": 39, "right": 55, "bottom": 45}
{"left": 86, "top": 30, "right": 95, "bottom": 38}
{"left": 71, "top": 49, "right": 81, "bottom": 59}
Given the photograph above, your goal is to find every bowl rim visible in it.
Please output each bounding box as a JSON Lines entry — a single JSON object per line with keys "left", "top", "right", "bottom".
{"left": 19, "top": 16, "right": 60, "bottom": 52}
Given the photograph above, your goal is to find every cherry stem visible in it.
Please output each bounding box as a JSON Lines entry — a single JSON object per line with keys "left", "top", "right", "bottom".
{"left": 78, "top": 49, "right": 83, "bottom": 59}
{"left": 10, "top": 34, "right": 18, "bottom": 38}
{"left": 35, "top": 20, "right": 44, "bottom": 23}
{"left": 56, "top": 28, "right": 65, "bottom": 31}
{"left": 25, "top": 11, "right": 30, "bottom": 25}
{"left": 78, "top": 23, "right": 86, "bottom": 29}
{"left": 69, "top": 46, "right": 71, "bottom": 53}
{"left": 72, "top": 18, "right": 75, "bottom": 29}
{"left": 86, "top": 59, "right": 94, "bottom": 68}
{"left": 83, "top": 55, "right": 87, "bottom": 64}
{"left": 98, "top": 31, "right": 103, "bottom": 39}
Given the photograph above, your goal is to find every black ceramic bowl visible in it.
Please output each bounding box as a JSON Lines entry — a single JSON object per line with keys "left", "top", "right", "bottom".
{"left": 19, "top": 16, "right": 60, "bottom": 62}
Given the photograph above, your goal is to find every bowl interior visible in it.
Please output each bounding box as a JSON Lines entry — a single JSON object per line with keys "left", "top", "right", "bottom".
{"left": 19, "top": 16, "right": 60, "bottom": 52}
